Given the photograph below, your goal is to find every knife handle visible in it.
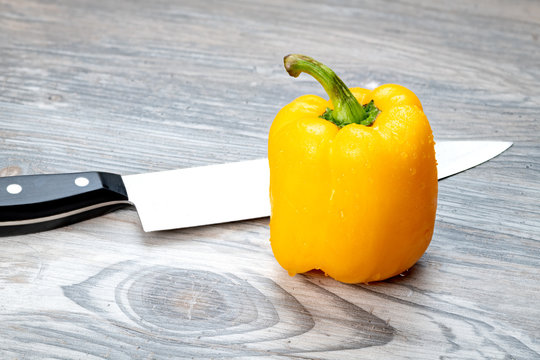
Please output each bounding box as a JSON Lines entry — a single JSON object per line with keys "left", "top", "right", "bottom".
{"left": 0, "top": 172, "right": 131, "bottom": 236}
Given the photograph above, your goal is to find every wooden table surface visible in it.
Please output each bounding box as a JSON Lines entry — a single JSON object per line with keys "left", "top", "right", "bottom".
{"left": 1, "top": 0, "right": 539, "bottom": 358}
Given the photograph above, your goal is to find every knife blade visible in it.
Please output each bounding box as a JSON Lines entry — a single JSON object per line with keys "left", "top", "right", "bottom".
{"left": 0, "top": 140, "right": 512, "bottom": 236}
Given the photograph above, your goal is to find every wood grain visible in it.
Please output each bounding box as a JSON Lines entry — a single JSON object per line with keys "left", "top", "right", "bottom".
{"left": 1, "top": 0, "right": 539, "bottom": 358}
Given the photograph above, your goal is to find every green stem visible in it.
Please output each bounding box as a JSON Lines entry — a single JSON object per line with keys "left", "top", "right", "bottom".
{"left": 283, "top": 54, "right": 378, "bottom": 127}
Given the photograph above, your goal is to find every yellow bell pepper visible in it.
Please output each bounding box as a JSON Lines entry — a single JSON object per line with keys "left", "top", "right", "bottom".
{"left": 268, "top": 54, "right": 438, "bottom": 283}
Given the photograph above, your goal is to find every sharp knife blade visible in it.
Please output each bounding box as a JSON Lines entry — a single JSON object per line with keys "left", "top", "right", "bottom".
{"left": 0, "top": 140, "right": 512, "bottom": 236}
{"left": 435, "top": 140, "right": 512, "bottom": 179}
{"left": 122, "top": 159, "right": 270, "bottom": 232}
{"left": 123, "top": 140, "right": 512, "bottom": 232}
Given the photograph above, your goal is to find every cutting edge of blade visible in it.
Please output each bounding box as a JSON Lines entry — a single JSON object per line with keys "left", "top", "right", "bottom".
{"left": 436, "top": 140, "right": 513, "bottom": 180}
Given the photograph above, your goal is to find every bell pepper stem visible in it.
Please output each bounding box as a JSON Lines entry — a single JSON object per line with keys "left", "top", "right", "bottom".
{"left": 284, "top": 54, "right": 376, "bottom": 127}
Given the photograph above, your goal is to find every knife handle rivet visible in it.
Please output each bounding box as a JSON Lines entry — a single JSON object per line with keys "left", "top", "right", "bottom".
{"left": 75, "top": 177, "right": 90, "bottom": 187}
{"left": 6, "top": 184, "right": 22, "bottom": 194}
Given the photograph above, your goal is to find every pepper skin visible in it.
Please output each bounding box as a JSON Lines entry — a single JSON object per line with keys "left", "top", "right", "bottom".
{"left": 268, "top": 55, "right": 438, "bottom": 283}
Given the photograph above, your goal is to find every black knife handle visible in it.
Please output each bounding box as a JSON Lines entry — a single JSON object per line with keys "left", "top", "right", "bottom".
{"left": 0, "top": 172, "right": 131, "bottom": 236}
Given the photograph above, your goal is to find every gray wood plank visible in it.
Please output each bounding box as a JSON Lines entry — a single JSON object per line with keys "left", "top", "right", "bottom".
{"left": 1, "top": 0, "right": 539, "bottom": 358}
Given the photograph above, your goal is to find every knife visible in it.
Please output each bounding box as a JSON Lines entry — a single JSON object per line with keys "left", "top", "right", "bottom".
{"left": 0, "top": 141, "right": 512, "bottom": 236}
